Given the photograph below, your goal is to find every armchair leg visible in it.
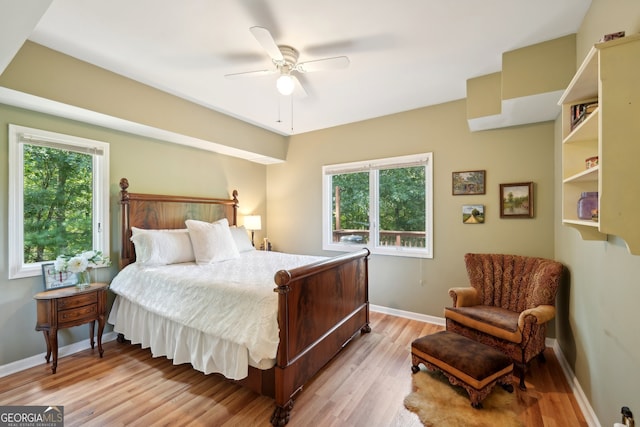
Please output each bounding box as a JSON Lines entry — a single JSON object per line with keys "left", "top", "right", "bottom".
{"left": 517, "top": 347, "right": 528, "bottom": 390}
{"left": 515, "top": 363, "right": 527, "bottom": 391}
{"left": 537, "top": 351, "right": 546, "bottom": 364}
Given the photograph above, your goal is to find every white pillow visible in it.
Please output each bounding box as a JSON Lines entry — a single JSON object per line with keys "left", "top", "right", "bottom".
{"left": 229, "top": 225, "right": 255, "bottom": 253}
{"left": 185, "top": 218, "right": 240, "bottom": 264}
{"left": 130, "top": 227, "right": 195, "bottom": 266}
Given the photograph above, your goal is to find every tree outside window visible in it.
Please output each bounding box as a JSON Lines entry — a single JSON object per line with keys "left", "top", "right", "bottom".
{"left": 23, "top": 145, "right": 93, "bottom": 263}
{"left": 323, "top": 153, "right": 432, "bottom": 258}
{"left": 332, "top": 172, "right": 369, "bottom": 245}
{"left": 378, "top": 166, "right": 426, "bottom": 248}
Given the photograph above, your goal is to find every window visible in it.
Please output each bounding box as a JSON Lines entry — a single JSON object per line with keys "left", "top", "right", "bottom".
{"left": 322, "top": 153, "right": 432, "bottom": 258}
{"left": 8, "top": 125, "right": 110, "bottom": 279}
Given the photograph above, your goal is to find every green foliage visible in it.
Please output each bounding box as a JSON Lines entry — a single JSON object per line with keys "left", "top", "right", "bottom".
{"left": 379, "top": 167, "right": 425, "bottom": 232}
{"left": 22, "top": 145, "right": 93, "bottom": 263}
{"left": 331, "top": 166, "right": 426, "bottom": 232}
{"left": 332, "top": 172, "right": 369, "bottom": 230}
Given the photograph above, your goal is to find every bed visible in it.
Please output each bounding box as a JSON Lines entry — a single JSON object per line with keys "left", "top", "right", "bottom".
{"left": 108, "top": 178, "right": 371, "bottom": 426}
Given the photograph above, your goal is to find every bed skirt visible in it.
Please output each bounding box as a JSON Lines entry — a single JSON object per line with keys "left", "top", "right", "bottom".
{"left": 108, "top": 296, "right": 275, "bottom": 380}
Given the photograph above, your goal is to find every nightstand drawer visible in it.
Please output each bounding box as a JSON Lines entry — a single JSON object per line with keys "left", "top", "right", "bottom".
{"left": 58, "top": 292, "right": 98, "bottom": 310}
{"left": 58, "top": 304, "right": 98, "bottom": 325}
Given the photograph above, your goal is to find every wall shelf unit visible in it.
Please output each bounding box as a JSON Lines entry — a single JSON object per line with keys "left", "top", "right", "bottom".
{"left": 558, "top": 33, "right": 640, "bottom": 254}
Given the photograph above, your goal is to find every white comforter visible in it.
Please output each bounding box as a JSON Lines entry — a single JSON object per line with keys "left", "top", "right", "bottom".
{"left": 109, "top": 250, "right": 324, "bottom": 366}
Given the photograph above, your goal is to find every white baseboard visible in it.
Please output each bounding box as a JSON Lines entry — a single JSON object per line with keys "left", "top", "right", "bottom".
{"left": 370, "top": 304, "right": 446, "bottom": 326}
{"left": 371, "top": 304, "right": 600, "bottom": 427}
{"left": 0, "top": 332, "right": 117, "bottom": 378}
{"left": 550, "top": 339, "right": 601, "bottom": 427}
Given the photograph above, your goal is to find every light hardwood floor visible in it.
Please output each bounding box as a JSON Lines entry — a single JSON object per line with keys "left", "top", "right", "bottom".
{"left": 0, "top": 311, "right": 587, "bottom": 426}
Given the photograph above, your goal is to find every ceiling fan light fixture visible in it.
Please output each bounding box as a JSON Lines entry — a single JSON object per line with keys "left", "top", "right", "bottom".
{"left": 277, "top": 74, "right": 295, "bottom": 96}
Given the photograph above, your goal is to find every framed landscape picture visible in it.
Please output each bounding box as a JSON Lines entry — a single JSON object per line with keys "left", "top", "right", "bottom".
{"left": 462, "top": 205, "right": 485, "bottom": 224}
{"left": 452, "top": 170, "right": 486, "bottom": 195}
{"left": 499, "top": 182, "right": 533, "bottom": 218}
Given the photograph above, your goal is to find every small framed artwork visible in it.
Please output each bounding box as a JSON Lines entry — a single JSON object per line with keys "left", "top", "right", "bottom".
{"left": 452, "top": 170, "right": 486, "bottom": 195}
{"left": 41, "top": 263, "right": 78, "bottom": 290}
{"left": 499, "top": 182, "right": 534, "bottom": 218}
{"left": 462, "top": 205, "right": 485, "bottom": 224}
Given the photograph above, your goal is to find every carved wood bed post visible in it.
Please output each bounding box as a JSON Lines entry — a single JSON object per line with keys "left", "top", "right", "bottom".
{"left": 231, "top": 189, "right": 238, "bottom": 226}
{"left": 119, "top": 178, "right": 131, "bottom": 269}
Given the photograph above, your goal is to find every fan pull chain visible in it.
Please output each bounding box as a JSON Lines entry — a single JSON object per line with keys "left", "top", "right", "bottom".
{"left": 276, "top": 97, "right": 282, "bottom": 123}
{"left": 290, "top": 95, "right": 294, "bottom": 133}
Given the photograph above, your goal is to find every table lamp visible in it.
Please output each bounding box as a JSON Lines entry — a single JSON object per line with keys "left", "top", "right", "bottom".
{"left": 244, "top": 215, "right": 262, "bottom": 246}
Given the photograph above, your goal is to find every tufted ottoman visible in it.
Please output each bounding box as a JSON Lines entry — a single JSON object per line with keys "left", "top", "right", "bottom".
{"left": 411, "top": 330, "right": 514, "bottom": 408}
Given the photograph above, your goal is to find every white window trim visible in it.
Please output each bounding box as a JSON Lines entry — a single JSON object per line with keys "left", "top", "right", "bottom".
{"left": 322, "top": 153, "right": 433, "bottom": 259}
{"left": 8, "top": 124, "right": 110, "bottom": 279}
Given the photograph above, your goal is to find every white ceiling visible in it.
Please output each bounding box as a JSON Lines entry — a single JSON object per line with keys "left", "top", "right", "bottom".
{"left": 10, "top": 0, "right": 591, "bottom": 136}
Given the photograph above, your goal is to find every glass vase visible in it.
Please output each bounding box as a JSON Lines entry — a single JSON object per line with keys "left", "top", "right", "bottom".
{"left": 76, "top": 271, "right": 91, "bottom": 289}
{"left": 577, "top": 192, "right": 598, "bottom": 220}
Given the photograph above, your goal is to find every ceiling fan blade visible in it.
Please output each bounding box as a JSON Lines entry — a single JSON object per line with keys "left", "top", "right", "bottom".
{"left": 295, "top": 56, "right": 350, "bottom": 73}
{"left": 224, "top": 69, "right": 277, "bottom": 79}
{"left": 292, "top": 75, "right": 308, "bottom": 98}
{"left": 250, "top": 26, "right": 284, "bottom": 62}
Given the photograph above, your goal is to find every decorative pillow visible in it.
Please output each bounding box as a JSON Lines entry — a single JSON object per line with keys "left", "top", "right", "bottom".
{"left": 130, "top": 227, "right": 195, "bottom": 266}
{"left": 229, "top": 225, "right": 255, "bottom": 253}
{"left": 185, "top": 218, "right": 241, "bottom": 264}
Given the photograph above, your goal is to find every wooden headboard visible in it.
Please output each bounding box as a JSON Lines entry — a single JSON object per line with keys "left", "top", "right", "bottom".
{"left": 118, "top": 177, "right": 239, "bottom": 268}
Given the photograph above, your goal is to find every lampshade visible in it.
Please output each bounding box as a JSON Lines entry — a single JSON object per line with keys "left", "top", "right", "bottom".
{"left": 244, "top": 215, "right": 262, "bottom": 231}
{"left": 276, "top": 74, "right": 295, "bottom": 96}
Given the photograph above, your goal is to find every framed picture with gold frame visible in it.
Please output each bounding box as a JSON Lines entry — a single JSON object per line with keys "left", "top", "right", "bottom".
{"left": 452, "top": 170, "right": 486, "bottom": 195}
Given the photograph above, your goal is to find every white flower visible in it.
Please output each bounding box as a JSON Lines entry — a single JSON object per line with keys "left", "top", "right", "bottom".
{"left": 54, "top": 256, "right": 67, "bottom": 272}
{"left": 83, "top": 250, "right": 110, "bottom": 267}
{"left": 53, "top": 250, "right": 111, "bottom": 273}
{"left": 81, "top": 250, "right": 97, "bottom": 260}
{"left": 66, "top": 256, "right": 89, "bottom": 273}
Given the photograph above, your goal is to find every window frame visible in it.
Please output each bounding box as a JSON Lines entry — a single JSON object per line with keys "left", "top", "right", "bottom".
{"left": 322, "top": 152, "right": 433, "bottom": 258}
{"left": 8, "top": 124, "right": 110, "bottom": 279}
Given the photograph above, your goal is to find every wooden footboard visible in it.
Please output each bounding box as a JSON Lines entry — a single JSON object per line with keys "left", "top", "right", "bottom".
{"left": 271, "top": 248, "right": 370, "bottom": 426}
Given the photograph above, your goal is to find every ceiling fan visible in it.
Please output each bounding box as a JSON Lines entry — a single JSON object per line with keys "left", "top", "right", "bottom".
{"left": 224, "top": 26, "right": 350, "bottom": 96}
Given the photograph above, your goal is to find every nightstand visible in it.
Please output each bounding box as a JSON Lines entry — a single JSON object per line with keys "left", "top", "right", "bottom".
{"left": 34, "top": 282, "right": 108, "bottom": 373}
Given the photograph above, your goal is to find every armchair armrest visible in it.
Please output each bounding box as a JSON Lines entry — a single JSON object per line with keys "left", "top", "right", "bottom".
{"left": 517, "top": 305, "right": 556, "bottom": 329}
{"left": 448, "top": 287, "right": 480, "bottom": 307}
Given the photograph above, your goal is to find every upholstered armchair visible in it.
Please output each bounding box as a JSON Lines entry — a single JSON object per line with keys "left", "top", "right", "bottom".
{"left": 444, "top": 253, "right": 563, "bottom": 390}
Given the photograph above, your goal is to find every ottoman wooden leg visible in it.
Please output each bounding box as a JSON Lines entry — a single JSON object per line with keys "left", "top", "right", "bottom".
{"left": 411, "top": 354, "right": 422, "bottom": 373}
{"left": 501, "top": 382, "right": 515, "bottom": 393}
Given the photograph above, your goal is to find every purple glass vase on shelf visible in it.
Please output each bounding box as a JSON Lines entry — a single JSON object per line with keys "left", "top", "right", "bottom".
{"left": 577, "top": 192, "right": 598, "bottom": 220}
